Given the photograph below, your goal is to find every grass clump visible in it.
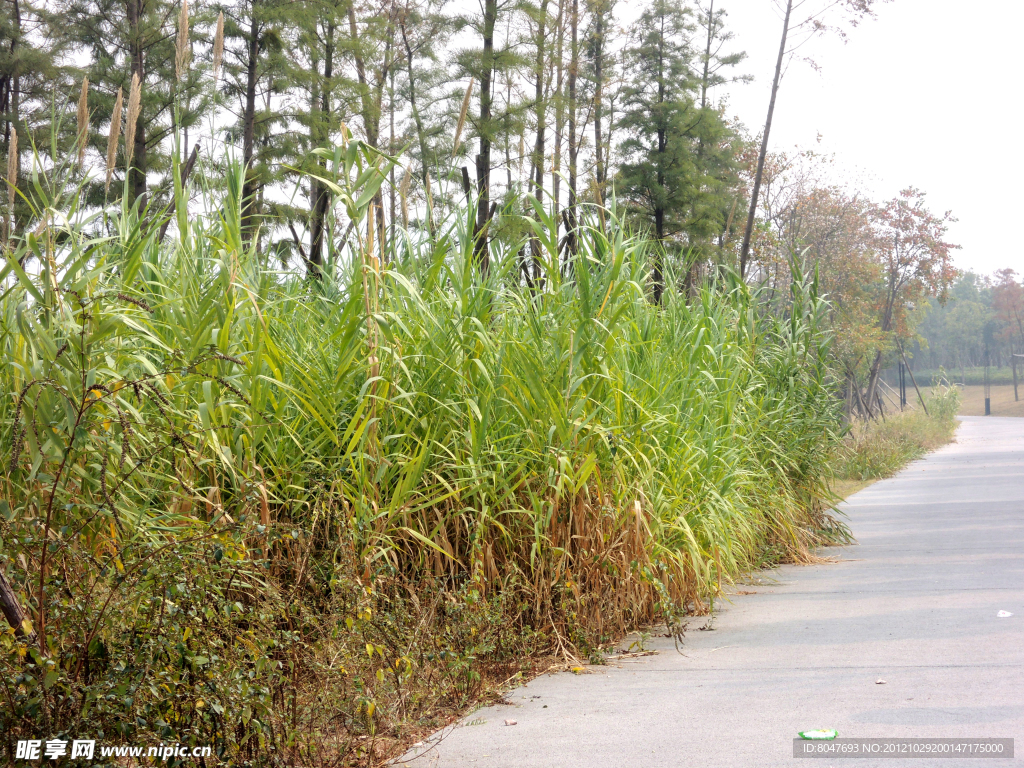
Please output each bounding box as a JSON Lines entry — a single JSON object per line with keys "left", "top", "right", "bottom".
{"left": 835, "top": 382, "right": 960, "bottom": 482}
{"left": 0, "top": 143, "right": 848, "bottom": 765}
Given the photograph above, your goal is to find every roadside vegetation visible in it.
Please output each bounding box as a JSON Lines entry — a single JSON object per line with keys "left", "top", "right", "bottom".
{"left": 0, "top": 0, "right": 994, "bottom": 761}
{"left": 835, "top": 383, "right": 960, "bottom": 486}
{"left": 0, "top": 143, "right": 852, "bottom": 764}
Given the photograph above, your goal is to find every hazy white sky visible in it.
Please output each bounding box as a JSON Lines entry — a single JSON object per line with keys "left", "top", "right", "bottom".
{"left": 700, "top": 0, "right": 1024, "bottom": 277}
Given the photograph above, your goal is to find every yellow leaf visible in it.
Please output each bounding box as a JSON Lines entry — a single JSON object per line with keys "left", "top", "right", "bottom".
{"left": 366, "top": 643, "right": 374, "bottom": 658}
{"left": 366, "top": 701, "right": 375, "bottom": 718}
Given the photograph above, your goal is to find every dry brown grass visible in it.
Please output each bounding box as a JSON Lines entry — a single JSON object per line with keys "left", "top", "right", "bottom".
{"left": 957, "top": 384, "right": 1024, "bottom": 417}
{"left": 831, "top": 477, "right": 875, "bottom": 501}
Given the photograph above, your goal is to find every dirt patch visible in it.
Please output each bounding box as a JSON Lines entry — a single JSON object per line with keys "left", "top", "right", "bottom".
{"left": 957, "top": 384, "right": 1024, "bottom": 417}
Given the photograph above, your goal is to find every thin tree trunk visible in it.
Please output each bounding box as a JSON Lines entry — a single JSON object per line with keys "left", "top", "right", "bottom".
{"left": 1, "top": 0, "right": 21, "bottom": 148}
{"left": 739, "top": 0, "right": 791, "bottom": 279}
{"left": 551, "top": 0, "right": 565, "bottom": 236}
{"left": 348, "top": 3, "right": 373, "bottom": 144}
{"left": 1013, "top": 349, "right": 1019, "bottom": 402}
{"left": 530, "top": 0, "right": 549, "bottom": 283}
{"left": 400, "top": 21, "right": 432, "bottom": 189}
{"left": 685, "top": 0, "right": 716, "bottom": 299}
{"left": 899, "top": 342, "right": 929, "bottom": 416}
{"left": 309, "top": 21, "right": 335, "bottom": 276}
{"left": 347, "top": 0, "right": 389, "bottom": 259}
{"left": 474, "top": 0, "right": 498, "bottom": 273}
{"left": 566, "top": 0, "right": 578, "bottom": 234}
{"left": 0, "top": 568, "right": 34, "bottom": 640}
{"left": 592, "top": 0, "right": 604, "bottom": 192}
{"left": 651, "top": 28, "right": 666, "bottom": 305}
{"left": 241, "top": 9, "right": 260, "bottom": 239}
{"left": 389, "top": 66, "right": 396, "bottom": 246}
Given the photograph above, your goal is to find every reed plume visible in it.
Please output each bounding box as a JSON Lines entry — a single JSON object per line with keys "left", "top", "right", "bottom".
{"left": 125, "top": 73, "right": 141, "bottom": 166}
{"left": 451, "top": 79, "right": 473, "bottom": 158}
{"left": 175, "top": 0, "right": 190, "bottom": 81}
{"left": 77, "top": 77, "right": 90, "bottom": 167}
{"left": 105, "top": 87, "right": 123, "bottom": 194}
{"left": 213, "top": 12, "right": 224, "bottom": 82}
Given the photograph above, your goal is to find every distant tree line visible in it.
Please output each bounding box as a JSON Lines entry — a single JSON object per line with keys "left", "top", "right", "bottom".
{"left": 913, "top": 270, "right": 1024, "bottom": 381}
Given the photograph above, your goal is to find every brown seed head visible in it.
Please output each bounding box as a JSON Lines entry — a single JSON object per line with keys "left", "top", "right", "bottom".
{"left": 452, "top": 79, "right": 474, "bottom": 158}
{"left": 213, "top": 12, "right": 224, "bottom": 82}
{"left": 175, "top": 0, "right": 191, "bottom": 81}
{"left": 125, "top": 73, "right": 141, "bottom": 166}
{"left": 105, "top": 87, "right": 123, "bottom": 193}
{"left": 77, "top": 77, "right": 90, "bottom": 167}
{"left": 424, "top": 168, "right": 434, "bottom": 220}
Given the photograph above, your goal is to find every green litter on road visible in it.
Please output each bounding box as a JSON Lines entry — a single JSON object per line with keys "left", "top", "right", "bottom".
{"left": 799, "top": 730, "right": 838, "bottom": 740}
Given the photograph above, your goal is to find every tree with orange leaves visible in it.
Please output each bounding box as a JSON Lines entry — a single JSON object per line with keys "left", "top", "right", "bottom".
{"left": 861, "top": 188, "right": 959, "bottom": 411}
{"left": 992, "top": 269, "right": 1024, "bottom": 398}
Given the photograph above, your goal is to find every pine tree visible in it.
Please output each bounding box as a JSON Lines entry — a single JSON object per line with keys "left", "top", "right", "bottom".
{"left": 55, "top": 0, "right": 210, "bottom": 207}
{"left": 455, "top": 0, "right": 525, "bottom": 270}
{"left": 285, "top": 0, "right": 348, "bottom": 274}
{"left": 219, "top": 0, "right": 289, "bottom": 240}
{"left": 617, "top": 0, "right": 741, "bottom": 302}
{"left": 1, "top": 0, "right": 71, "bottom": 227}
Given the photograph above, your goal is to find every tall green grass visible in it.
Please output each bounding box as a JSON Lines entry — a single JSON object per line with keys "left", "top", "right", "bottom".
{"left": 0, "top": 141, "right": 847, "bottom": 763}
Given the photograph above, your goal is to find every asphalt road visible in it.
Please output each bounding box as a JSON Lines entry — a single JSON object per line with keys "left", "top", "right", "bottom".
{"left": 402, "top": 416, "right": 1023, "bottom": 768}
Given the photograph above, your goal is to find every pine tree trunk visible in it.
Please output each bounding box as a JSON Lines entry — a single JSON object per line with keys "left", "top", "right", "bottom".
{"left": 309, "top": 23, "right": 335, "bottom": 276}
{"left": 241, "top": 10, "right": 260, "bottom": 240}
{"left": 567, "top": 0, "right": 578, "bottom": 226}
{"left": 686, "top": 0, "right": 715, "bottom": 300}
{"left": 1, "top": 0, "right": 21, "bottom": 149}
{"left": 127, "top": 0, "right": 148, "bottom": 208}
{"left": 551, "top": 0, "right": 564, "bottom": 238}
{"left": 530, "top": 0, "right": 548, "bottom": 284}
{"left": 592, "top": 0, "right": 604, "bottom": 192}
{"left": 475, "top": 0, "right": 497, "bottom": 273}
